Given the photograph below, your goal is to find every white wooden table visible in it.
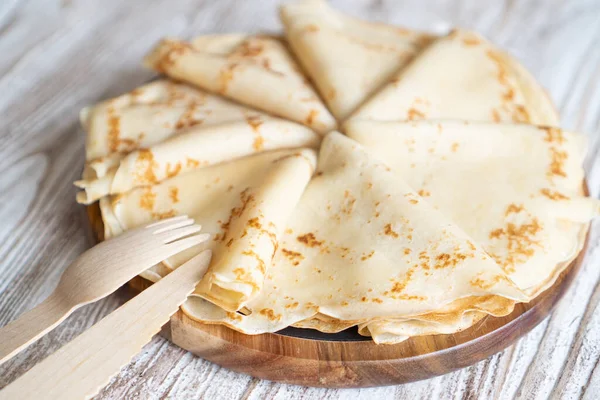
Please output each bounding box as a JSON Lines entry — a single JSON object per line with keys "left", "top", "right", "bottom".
{"left": 0, "top": 0, "right": 599, "bottom": 398}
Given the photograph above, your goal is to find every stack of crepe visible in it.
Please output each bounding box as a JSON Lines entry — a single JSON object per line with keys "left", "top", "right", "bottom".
{"left": 76, "top": 0, "right": 599, "bottom": 344}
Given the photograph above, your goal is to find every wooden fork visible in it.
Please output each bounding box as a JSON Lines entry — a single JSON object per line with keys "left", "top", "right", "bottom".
{"left": 0, "top": 215, "right": 209, "bottom": 365}
{"left": 0, "top": 250, "right": 212, "bottom": 400}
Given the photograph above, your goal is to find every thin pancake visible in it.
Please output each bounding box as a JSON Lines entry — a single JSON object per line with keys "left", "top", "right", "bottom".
{"left": 280, "top": 0, "right": 433, "bottom": 120}
{"left": 100, "top": 148, "right": 317, "bottom": 311}
{"left": 347, "top": 29, "right": 545, "bottom": 124}
{"left": 76, "top": 113, "right": 319, "bottom": 204}
{"left": 182, "top": 132, "right": 527, "bottom": 336}
{"left": 346, "top": 120, "right": 598, "bottom": 297}
{"left": 144, "top": 34, "right": 336, "bottom": 134}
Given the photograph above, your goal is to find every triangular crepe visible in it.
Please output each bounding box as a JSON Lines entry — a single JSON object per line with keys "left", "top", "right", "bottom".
{"left": 182, "top": 132, "right": 526, "bottom": 339}
{"left": 346, "top": 120, "right": 599, "bottom": 296}
{"left": 347, "top": 29, "right": 558, "bottom": 125}
{"left": 82, "top": 80, "right": 226, "bottom": 161}
{"left": 280, "top": 0, "right": 433, "bottom": 120}
{"left": 100, "top": 148, "right": 317, "bottom": 311}
{"left": 144, "top": 34, "right": 337, "bottom": 134}
{"left": 76, "top": 80, "right": 320, "bottom": 204}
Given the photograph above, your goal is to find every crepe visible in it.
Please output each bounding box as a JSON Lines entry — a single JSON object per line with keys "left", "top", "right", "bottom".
{"left": 76, "top": 109, "right": 320, "bottom": 204}
{"left": 280, "top": 0, "right": 433, "bottom": 120}
{"left": 144, "top": 34, "right": 337, "bottom": 134}
{"left": 346, "top": 120, "right": 599, "bottom": 297}
{"left": 82, "top": 80, "right": 238, "bottom": 161}
{"left": 347, "top": 29, "right": 557, "bottom": 125}
{"left": 100, "top": 148, "right": 317, "bottom": 310}
{"left": 182, "top": 132, "right": 527, "bottom": 341}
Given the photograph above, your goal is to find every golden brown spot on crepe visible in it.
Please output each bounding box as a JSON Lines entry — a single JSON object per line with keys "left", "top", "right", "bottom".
{"left": 548, "top": 147, "right": 568, "bottom": 179}
{"left": 407, "top": 108, "right": 425, "bottom": 121}
{"left": 418, "top": 251, "right": 431, "bottom": 270}
{"left": 433, "top": 252, "right": 468, "bottom": 269}
{"left": 297, "top": 233, "right": 323, "bottom": 248}
{"left": 338, "top": 246, "right": 350, "bottom": 258}
{"left": 451, "top": 142, "right": 460, "bottom": 153}
{"left": 387, "top": 265, "right": 418, "bottom": 296}
{"left": 470, "top": 274, "right": 509, "bottom": 290}
{"left": 169, "top": 187, "right": 179, "bottom": 203}
{"left": 418, "top": 189, "right": 430, "bottom": 197}
{"left": 371, "top": 298, "right": 383, "bottom": 304}
{"left": 328, "top": 88, "right": 336, "bottom": 100}
{"left": 361, "top": 250, "right": 375, "bottom": 261}
{"left": 237, "top": 41, "right": 264, "bottom": 57}
{"left": 540, "top": 188, "right": 570, "bottom": 200}
{"left": 462, "top": 36, "right": 481, "bottom": 46}
{"left": 107, "top": 107, "right": 121, "bottom": 153}
{"left": 282, "top": 248, "right": 304, "bottom": 266}
{"left": 153, "top": 40, "right": 192, "bottom": 73}
{"left": 383, "top": 224, "right": 399, "bottom": 238}
{"left": 219, "top": 63, "right": 239, "bottom": 93}
{"left": 541, "top": 126, "right": 565, "bottom": 144}
{"left": 233, "top": 268, "right": 246, "bottom": 280}
{"left": 305, "top": 24, "right": 319, "bottom": 33}
{"left": 218, "top": 189, "right": 255, "bottom": 241}
{"left": 341, "top": 301, "right": 349, "bottom": 306}
{"left": 242, "top": 249, "right": 266, "bottom": 274}
{"left": 305, "top": 109, "right": 319, "bottom": 126}
{"left": 361, "top": 296, "right": 368, "bottom": 302}
{"left": 259, "top": 308, "right": 281, "bottom": 322}
{"left": 404, "top": 248, "right": 412, "bottom": 255}
{"left": 135, "top": 149, "right": 158, "bottom": 184}
{"left": 253, "top": 136, "right": 265, "bottom": 151}
{"left": 186, "top": 157, "right": 200, "bottom": 168}
{"left": 246, "top": 115, "right": 263, "bottom": 132}
{"left": 409, "top": 199, "right": 419, "bottom": 204}
{"left": 226, "top": 311, "right": 242, "bottom": 321}
{"left": 285, "top": 228, "right": 293, "bottom": 234}
{"left": 339, "top": 190, "right": 357, "bottom": 216}
{"left": 175, "top": 100, "right": 202, "bottom": 130}
{"left": 491, "top": 109, "right": 502, "bottom": 122}
{"left": 467, "top": 241, "right": 477, "bottom": 251}
{"left": 486, "top": 50, "right": 530, "bottom": 123}
{"left": 285, "top": 302, "right": 299, "bottom": 309}
{"left": 166, "top": 162, "right": 182, "bottom": 179}
{"left": 151, "top": 210, "right": 177, "bottom": 220}
{"left": 505, "top": 203, "right": 524, "bottom": 215}
{"left": 139, "top": 188, "right": 156, "bottom": 211}
{"left": 247, "top": 217, "right": 261, "bottom": 229}
{"left": 225, "top": 238, "right": 234, "bottom": 247}
{"left": 489, "top": 210, "right": 542, "bottom": 274}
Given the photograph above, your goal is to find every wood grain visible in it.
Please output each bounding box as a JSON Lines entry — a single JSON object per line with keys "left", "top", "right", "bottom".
{"left": 0, "top": 0, "right": 599, "bottom": 398}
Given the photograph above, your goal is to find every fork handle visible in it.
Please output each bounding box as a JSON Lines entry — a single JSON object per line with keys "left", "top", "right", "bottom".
{"left": 0, "top": 293, "right": 74, "bottom": 365}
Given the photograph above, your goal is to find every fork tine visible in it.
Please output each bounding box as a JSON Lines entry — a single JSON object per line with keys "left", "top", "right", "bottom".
{"left": 167, "top": 233, "right": 211, "bottom": 251}
{"left": 152, "top": 218, "right": 196, "bottom": 234}
{"left": 160, "top": 225, "right": 203, "bottom": 244}
{"left": 145, "top": 215, "right": 189, "bottom": 229}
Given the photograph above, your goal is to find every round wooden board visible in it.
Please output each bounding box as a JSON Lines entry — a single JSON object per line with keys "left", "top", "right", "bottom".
{"left": 86, "top": 204, "right": 588, "bottom": 388}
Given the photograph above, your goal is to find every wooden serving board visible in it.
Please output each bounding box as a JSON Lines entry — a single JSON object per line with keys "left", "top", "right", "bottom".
{"left": 85, "top": 203, "right": 588, "bottom": 388}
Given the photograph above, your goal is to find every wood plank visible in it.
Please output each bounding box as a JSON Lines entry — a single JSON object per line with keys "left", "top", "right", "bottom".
{"left": 0, "top": 0, "right": 599, "bottom": 398}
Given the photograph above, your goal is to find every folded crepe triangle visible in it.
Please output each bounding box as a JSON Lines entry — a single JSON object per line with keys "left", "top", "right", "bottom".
{"left": 280, "top": 0, "right": 433, "bottom": 120}
{"left": 76, "top": 81, "right": 320, "bottom": 204}
{"left": 100, "top": 148, "right": 318, "bottom": 311}
{"left": 347, "top": 29, "right": 559, "bottom": 126}
{"left": 82, "top": 80, "right": 213, "bottom": 161}
{"left": 144, "top": 34, "right": 337, "bottom": 134}
{"left": 346, "top": 120, "right": 599, "bottom": 297}
{"left": 182, "top": 132, "right": 527, "bottom": 342}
